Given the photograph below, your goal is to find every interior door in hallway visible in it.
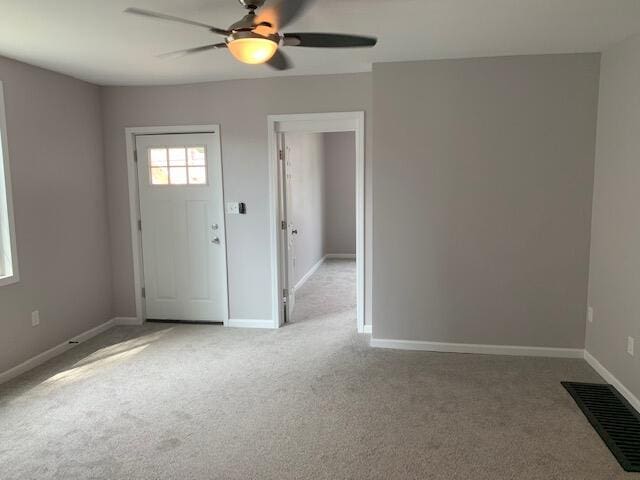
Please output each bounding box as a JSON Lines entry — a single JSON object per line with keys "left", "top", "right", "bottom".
{"left": 278, "top": 134, "right": 298, "bottom": 321}
{"left": 136, "top": 132, "right": 228, "bottom": 322}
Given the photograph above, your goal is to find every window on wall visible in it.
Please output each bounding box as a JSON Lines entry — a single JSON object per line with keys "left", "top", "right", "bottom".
{"left": 148, "top": 146, "right": 207, "bottom": 186}
{"left": 0, "top": 81, "right": 18, "bottom": 286}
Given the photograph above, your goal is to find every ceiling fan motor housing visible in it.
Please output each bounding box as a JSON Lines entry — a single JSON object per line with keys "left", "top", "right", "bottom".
{"left": 227, "top": 30, "right": 280, "bottom": 44}
{"left": 238, "top": 0, "right": 266, "bottom": 9}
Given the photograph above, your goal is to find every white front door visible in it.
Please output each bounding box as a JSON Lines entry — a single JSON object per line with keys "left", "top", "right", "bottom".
{"left": 136, "top": 132, "right": 228, "bottom": 323}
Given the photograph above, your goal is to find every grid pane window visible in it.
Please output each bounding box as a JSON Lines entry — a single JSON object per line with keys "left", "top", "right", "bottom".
{"left": 189, "top": 167, "right": 207, "bottom": 185}
{"left": 150, "top": 167, "right": 169, "bottom": 185}
{"left": 170, "top": 167, "right": 188, "bottom": 185}
{"left": 148, "top": 146, "right": 207, "bottom": 185}
{"left": 168, "top": 148, "right": 186, "bottom": 166}
{"left": 149, "top": 148, "right": 167, "bottom": 166}
{"left": 188, "top": 147, "right": 206, "bottom": 166}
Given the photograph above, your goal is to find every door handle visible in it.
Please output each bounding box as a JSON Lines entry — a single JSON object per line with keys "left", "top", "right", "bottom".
{"left": 211, "top": 237, "right": 220, "bottom": 244}
{"left": 291, "top": 229, "right": 298, "bottom": 235}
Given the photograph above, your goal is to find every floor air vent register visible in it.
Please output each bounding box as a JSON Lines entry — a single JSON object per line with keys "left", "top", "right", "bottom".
{"left": 562, "top": 382, "right": 640, "bottom": 472}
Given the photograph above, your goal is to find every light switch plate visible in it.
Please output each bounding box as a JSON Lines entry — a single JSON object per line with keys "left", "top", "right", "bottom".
{"left": 31, "top": 310, "right": 40, "bottom": 327}
{"left": 587, "top": 306, "right": 593, "bottom": 323}
{"left": 226, "top": 202, "right": 240, "bottom": 215}
{"left": 628, "top": 336, "right": 634, "bottom": 356}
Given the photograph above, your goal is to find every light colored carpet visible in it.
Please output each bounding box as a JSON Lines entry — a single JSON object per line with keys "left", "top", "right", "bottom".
{"left": 0, "top": 259, "right": 635, "bottom": 479}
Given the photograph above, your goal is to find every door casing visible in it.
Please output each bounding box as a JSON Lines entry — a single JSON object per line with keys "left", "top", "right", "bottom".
{"left": 267, "top": 112, "right": 368, "bottom": 332}
{"left": 125, "top": 125, "right": 229, "bottom": 325}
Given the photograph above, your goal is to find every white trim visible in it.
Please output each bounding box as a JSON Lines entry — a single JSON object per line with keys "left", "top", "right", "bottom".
{"left": 370, "top": 338, "right": 584, "bottom": 358}
{"left": 0, "top": 81, "right": 19, "bottom": 287}
{"left": 268, "top": 112, "right": 367, "bottom": 332}
{"left": 124, "top": 125, "right": 229, "bottom": 326}
{"left": 293, "top": 252, "right": 359, "bottom": 293}
{"left": 227, "top": 319, "right": 275, "bottom": 329}
{"left": 363, "top": 325, "right": 372, "bottom": 334}
{"left": 125, "top": 130, "right": 143, "bottom": 323}
{"left": 293, "top": 253, "right": 357, "bottom": 296}
{"left": 325, "top": 253, "right": 356, "bottom": 259}
{"left": 584, "top": 350, "right": 640, "bottom": 412}
{"left": 294, "top": 255, "right": 326, "bottom": 291}
{"left": 273, "top": 116, "right": 359, "bottom": 133}
{"left": 113, "top": 316, "right": 142, "bottom": 326}
{"left": 0, "top": 318, "right": 115, "bottom": 385}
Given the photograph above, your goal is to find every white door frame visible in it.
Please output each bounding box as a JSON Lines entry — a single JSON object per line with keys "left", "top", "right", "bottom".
{"left": 267, "top": 112, "right": 367, "bottom": 332}
{"left": 125, "top": 125, "right": 229, "bottom": 325}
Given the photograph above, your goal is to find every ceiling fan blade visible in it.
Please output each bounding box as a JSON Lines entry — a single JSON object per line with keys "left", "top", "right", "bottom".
{"left": 124, "top": 8, "right": 229, "bottom": 36}
{"left": 256, "top": 0, "right": 314, "bottom": 31}
{"left": 158, "top": 43, "right": 227, "bottom": 59}
{"left": 266, "top": 49, "right": 293, "bottom": 70}
{"left": 283, "top": 33, "right": 377, "bottom": 48}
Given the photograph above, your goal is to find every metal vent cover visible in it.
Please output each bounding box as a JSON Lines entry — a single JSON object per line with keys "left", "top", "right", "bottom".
{"left": 562, "top": 382, "right": 640, "bottom": 472}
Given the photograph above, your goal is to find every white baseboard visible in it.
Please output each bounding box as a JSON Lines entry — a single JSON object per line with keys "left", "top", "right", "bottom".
{"left": 370, "top": 337, "right": 584, "bottom": 358}
{"left": 294, "top": 253, "right": 356, "bottom": 292}
{"left": 113, "top": 316, "right": 142, "bottom": 326}
{"left": 584, "top": 350, "right": 640, "bottom": 412}
{"left": 295, "top": 255, "right": 327, "bottom": 291}
{"left": 0, "top": 318, "right": 115, "bottom": 385}
{"left": 362, "top": 324, "right": 372, "bottom": 334}
{"left": 227, "top": 319, "right": 275, "bottom": 329}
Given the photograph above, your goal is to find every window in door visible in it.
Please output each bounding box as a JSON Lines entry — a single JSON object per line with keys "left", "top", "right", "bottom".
{"left": 0, "top": 81, "right": 19, "bottom": 286}
{"left": 148, "top": 146, "right": 207, "bottom": 186}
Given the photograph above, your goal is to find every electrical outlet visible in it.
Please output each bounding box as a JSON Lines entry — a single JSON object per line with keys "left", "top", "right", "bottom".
{"left": 628, "top": 337, "right": 634, "bottom": 357}
{"left": 587, "top": 306, "right": 593, "bottom": 323}
{"left": 31, "top": 310, "right": 40, "bottom": 327}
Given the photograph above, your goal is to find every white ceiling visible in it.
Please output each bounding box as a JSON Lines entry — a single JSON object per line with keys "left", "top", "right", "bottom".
{"left": 1, "top": 0, "right": 639, "bottom": 86}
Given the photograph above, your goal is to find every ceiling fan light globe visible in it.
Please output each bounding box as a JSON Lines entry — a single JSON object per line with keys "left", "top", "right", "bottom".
{"left": 228, "top": 37, "right": 278, "bottom": 64}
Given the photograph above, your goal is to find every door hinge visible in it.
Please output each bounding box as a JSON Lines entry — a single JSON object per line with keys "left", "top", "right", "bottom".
{"left": 137, "top": 219, "right": 142, "bottom": 231}
{"left": 282, "top": 288, "right": 288, "bottom": 302}
{"left": 133, "top": 150, "right": 138, "bottom": 163}
{"left": 141, "top": 287, "right": 146, "bottom": 298}
{"left": 278, "top": 149, "right": 284, "bottom": 160}
{"left": 281, "top": 220, "right": 287, "bottom": 230}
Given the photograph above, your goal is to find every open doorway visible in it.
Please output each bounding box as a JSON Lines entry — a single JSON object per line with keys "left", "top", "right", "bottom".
{"left": 267, "top": 112, "right": 366, "bottom": 332}
{"left": 279, "top": 131, "right": 356, "bottom": 325}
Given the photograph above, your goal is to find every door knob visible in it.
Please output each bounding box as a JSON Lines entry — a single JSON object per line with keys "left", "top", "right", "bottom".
{"left": 291, "top": 229, "right": 298, "bottom": 235}
{"left": 211, "top": 237, "right": 220, "bottom": 244}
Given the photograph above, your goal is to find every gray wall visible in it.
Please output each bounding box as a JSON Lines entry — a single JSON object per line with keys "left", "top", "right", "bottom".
{"left": 0, "top": 56, "right": 112, "bottom": 373}
{"left": 287, "top": 131, "right": 357, "bottom": 287}
{"left": 587, "top": 35, "right": 640, "bottom": 400}
{"left": 285, "top": 132, "right": 326, "bottom": 286}
{"left": 101, "top": 73, "right": 372, "bottom": 322}
{"left": 0, "top": 52, "right": 608, "bottom": 374}
{"left": 372, "top": 54, "right": 600, "bottom": 347}
{"left": 324, "top": 132, "right": 356, "bottom": 255}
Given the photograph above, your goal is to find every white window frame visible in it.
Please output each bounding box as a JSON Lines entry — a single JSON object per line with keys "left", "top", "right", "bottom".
{"left": 147, "top": 145, "right": 209, "bottom": 186}
{"left": 0, "top": 81, "right": 19, "bottom": 287}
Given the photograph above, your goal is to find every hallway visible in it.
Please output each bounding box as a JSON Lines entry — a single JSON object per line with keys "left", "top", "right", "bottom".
{"left": 290, "top": 258, "right": 356, "bottom": 328}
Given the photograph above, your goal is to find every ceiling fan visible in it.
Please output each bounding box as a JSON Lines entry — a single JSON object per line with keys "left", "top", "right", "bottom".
{"left": 124, "top": 0, "right": 378, "bottom": 70}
